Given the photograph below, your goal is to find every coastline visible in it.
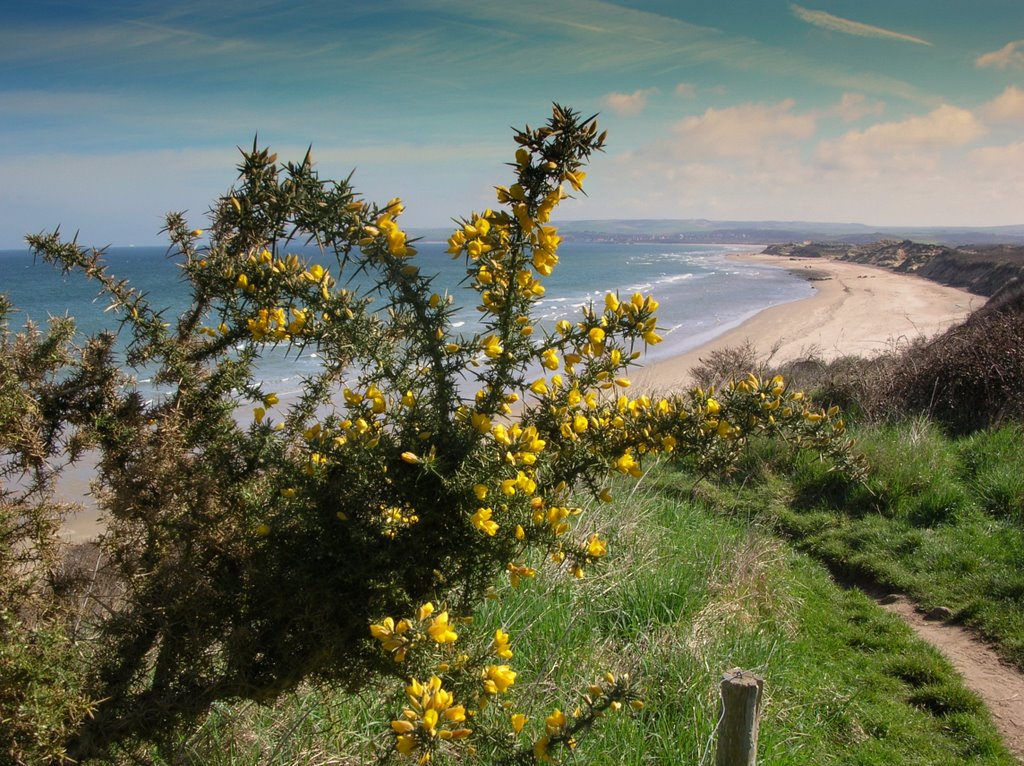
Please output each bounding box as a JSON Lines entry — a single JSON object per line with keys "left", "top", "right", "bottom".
{"left": 634, "top": 251, "right": 983, "bottom": 393}
{"left": 55, "top": 251, "right": 983, "bottom": 542}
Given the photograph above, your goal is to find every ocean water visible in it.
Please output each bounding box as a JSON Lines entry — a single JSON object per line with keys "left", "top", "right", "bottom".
{"left": 0, "top": 241, "right": 812, "bottom": 398}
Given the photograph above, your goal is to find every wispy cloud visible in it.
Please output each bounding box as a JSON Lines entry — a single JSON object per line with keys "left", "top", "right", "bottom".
{"left": 312, "top": 141, "right": 506, "bottom": 167}
{"left": 0, "top": 90, "right": 126, "bottom": 115}
{"left": 0, "top": 19, "right": 248, "bottom": 67}
{"left": 0, "top": 147, "right": 238, "bottom": 246}
{"left": 429, "top": 0, "right": 931, "bottom": 102}
{"left": 976, "top": 40, "right": 1024, "bottom": 70}
{"left": 832, "top": 93, "right": 885, "bottom": 122}
{"left": 790, "top": 4, "right": 932, "bottom": 46}
{"left": 602, "top": 88, "right": 658, "bottom": 115}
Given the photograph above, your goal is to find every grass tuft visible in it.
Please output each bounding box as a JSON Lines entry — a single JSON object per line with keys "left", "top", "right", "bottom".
{"left": 908, "top": 684, "right": 986, "bottom": 717}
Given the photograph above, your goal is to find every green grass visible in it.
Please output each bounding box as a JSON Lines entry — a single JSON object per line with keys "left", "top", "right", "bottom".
{"left": 759, "top": 420, "right": 1024, "bottom": 668}
{"left": 153, "top": 460, "right": 1015, "bottom": 765}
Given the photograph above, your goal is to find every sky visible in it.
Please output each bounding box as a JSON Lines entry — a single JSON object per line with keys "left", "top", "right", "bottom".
{"left": 2, "top": 0, "right": 1024, "bottom": 248}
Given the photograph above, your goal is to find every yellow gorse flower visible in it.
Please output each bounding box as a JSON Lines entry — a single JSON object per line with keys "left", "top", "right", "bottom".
{"left": 563, "top": 170, "right": 586, "bottom": 191}
{"left": 545, "top": 708, "right": 567, "bottom": 735}
{"left": 506, "top": 562, "right": 536, "bottom": 587}
{"left": 481, "top": 664, "right": 516, "bottom": 695}
{"left": 511, "top": 713, "right": 527, "bottom": 734}
{"left": 534, "top": 736, "right": 552, "bottom": 762}
{"left": 427, "top": 611, "right": 458, "bottom": 644}
{"left": 392, "top": 676, "right": 471, "bottom": 758}
{"left": 493, "top": 628, "right": 513, "bottom": 659}
{"left": 585, "top": 533, "right": 607, "bottom": 559}
{"left": 471, "top": 507, "right": 499, "bottom": 537}
{"left": 481, "top": 335, "right": 503, "bottom": 359}
{"left": 369, "top": 616, "right": 413, "bottom": 661}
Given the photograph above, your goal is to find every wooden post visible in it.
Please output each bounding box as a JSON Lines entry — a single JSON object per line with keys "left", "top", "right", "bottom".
{"left": 714, "top": 668, "right": 763, "bottom": 766}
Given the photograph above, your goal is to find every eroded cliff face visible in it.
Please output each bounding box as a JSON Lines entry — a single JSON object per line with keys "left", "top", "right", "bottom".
{"left": 763, "top": 240, "right": 1024, "bottom": 297}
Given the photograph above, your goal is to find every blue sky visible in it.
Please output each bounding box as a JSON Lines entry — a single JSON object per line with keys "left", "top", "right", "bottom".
{"left": 2, "top": 0, "right": 1023, "bottom": 247}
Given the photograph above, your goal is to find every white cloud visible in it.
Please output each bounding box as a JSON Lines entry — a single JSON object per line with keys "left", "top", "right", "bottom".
{"left": 580, "top": 103, "right": 1021, "bottom": 228}
{"left": 588, "top": 137, "right": 1023, "bottom": 228}
{"left": 976, "top": 40, "right": 1024, "bottom": 70}
{"left": 969, "top": 141, "right": 1024, "bottom": 172}
{"left": 674, "top": 82, "right": 696, "bottom": 98}
{"left": 602, "top": 88, "right": 658, "bottom": 116}
{"left": 833, "top": 93, "right": 885, "bottom": 122}
{"left": 671, "top": 100, "right": 816, "bottom": 158}
{"left": 816, "top": 105, "right": 986, "bottom": 172}
{"left": 790, "top": 4, "right": 931, "bottom": 46}
{"left": 981, "top": 86, "right": 1024, "bottom": 122}
{"left": 962, "top": 143, "right": 1024, "bottom": 207}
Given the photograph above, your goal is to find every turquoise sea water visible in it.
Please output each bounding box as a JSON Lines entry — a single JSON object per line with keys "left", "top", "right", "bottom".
{"left": 0, "top": 242, "right": 811, "bottom": 398}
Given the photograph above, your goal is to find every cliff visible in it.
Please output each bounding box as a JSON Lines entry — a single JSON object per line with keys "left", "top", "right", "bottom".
{"left": 763, "top": 240, "right": 1024, "bottom": 298}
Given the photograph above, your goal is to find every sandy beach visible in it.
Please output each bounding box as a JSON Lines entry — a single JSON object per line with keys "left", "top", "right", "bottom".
{"left": 55, "top": 252, "right": 982, "bottom": 542}
{"left": 634, "top": 252, "right": 983, "bottom": 393}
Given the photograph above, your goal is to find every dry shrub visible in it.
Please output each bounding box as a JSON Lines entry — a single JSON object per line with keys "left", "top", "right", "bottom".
{"left": 865, "top": 280, "right": 1024, "bottom": 433}
{"left": 689, "top": 341, "right": 768, "bottom": 390}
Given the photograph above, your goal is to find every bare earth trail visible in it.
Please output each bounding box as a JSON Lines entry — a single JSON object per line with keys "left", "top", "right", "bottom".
{"left": 871, "top": 592, "right": 1024, "bottom": 762}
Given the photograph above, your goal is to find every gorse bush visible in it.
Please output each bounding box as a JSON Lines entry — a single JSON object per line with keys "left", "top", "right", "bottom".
{"left": 0, "top": 302, "right": 118, "bottom": 765}
{"left": 2, "top": 105, "right": 855, "bottom": 764}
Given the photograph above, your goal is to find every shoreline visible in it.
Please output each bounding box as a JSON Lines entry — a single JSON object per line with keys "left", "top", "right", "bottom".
{"left": 634, "top": 251, "right": 983, "bottom": 393}
{"left": 55, "top": 251, "right": 983, "bottom": 542}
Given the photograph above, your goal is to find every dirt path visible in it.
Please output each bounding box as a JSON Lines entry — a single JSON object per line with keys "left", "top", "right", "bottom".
{"left": 871, "top": 592, "right": 1024, "bottom": 762}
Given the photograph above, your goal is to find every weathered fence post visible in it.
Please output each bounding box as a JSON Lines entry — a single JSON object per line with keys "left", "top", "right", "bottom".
{"left": 714, "top": 668, "right": 763, "bottom": 766}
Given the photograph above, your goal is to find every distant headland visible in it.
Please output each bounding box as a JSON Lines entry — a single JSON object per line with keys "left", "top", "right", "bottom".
{"left": 761, "top": 239, "right": 1024, "bottom": 298}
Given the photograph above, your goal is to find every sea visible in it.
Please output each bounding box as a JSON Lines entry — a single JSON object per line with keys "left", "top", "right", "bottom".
{"left": 0, "top": 241, "right": 812, "bottom": 400}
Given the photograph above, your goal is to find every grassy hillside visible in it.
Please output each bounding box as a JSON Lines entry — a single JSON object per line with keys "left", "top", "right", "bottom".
{"left": 158, "top": 454, "right": 1017, "bottom": 764}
